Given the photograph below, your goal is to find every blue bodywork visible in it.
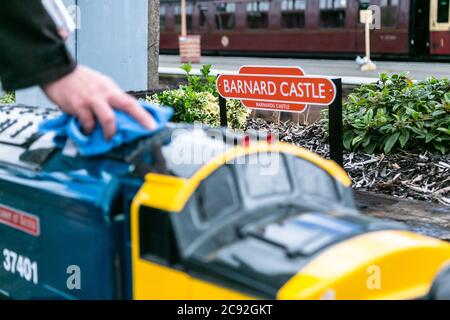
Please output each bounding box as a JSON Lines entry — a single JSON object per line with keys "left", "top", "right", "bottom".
{"left": 0, "top": 106, "right": 362, "bottom": 300}
{"left": 0, "top": 105, "right": 151, "bottom": 299}
{"left": 0, "top": 153, "right": 141, "bottom": 299}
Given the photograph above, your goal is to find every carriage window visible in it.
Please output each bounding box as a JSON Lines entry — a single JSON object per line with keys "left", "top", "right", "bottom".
{"left": 437, "top": 0, "right": 450, "bottom": 23}
{"left": 175, "top": 4, "right": 193, "bottom": 32}
{"left": 199, "top": 5, "right": 209, "bottom": 28}
{"left": 320, "top": 0, "right": 347, "bottom": 28}
{"left": 215, "top": 3, "right": 236, "bottom": 30}
{"left": 247, "top": 1, "right": 270, "bottom": 29}
{"left": 380, "top": 0, "right": 399, "bottom": 28}
{"left": 160, "top": 6, "right": 167, "bottom": 31}
{"left": 281, "top": 0, "right": 306, "bottom": 29}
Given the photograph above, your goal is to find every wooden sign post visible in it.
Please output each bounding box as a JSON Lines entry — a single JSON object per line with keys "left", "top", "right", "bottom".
{"left": 217, "top": 66, "right": 343, "bottom": 167}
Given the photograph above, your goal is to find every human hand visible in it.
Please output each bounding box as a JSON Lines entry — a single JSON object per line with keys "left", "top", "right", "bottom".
{"left": 41, "top": 65, "right": 156, "bottom": 139}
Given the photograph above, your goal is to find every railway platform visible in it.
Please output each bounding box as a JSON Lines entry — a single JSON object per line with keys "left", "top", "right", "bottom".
{"left": 159, "top": 54, "right": 450, "bottom": 83}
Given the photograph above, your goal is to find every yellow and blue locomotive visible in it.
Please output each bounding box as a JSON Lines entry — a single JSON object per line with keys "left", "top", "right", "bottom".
{"left": 0, "top": 105, "right": 450, "bottom": 300}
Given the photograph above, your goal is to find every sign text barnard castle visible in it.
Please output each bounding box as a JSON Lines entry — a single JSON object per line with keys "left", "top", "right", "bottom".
{"left": 216, "top": 66, "right": 337, "bottom": 113}
{"left": 222, "top": 76, "right": 328, "bottom": 100}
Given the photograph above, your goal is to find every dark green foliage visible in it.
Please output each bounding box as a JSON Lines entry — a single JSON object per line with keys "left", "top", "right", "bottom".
{"left": 324, "top": 73, "right": 450, "bottom": 154}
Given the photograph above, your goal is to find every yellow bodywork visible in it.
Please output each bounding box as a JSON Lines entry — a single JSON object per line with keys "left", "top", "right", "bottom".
{"left": 278, "top": 230, "right": 450, "bottom": 300}
{"left": 130, "top": 141, "right": 450, "bottom": 300}
{"left": 134, "top": 142, "right": 351, "bottom": 213}
{"left": 131, "top": 142, "right": 347, "bottom": 300}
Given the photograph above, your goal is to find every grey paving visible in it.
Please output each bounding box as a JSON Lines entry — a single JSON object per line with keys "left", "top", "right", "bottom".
{"left": 160, "top": 54, "right": 450, "bottom": 81}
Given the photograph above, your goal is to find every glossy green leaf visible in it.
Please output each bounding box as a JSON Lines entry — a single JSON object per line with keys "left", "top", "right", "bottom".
{"left": 384, "top": 132, "right": 400, "bottom": 153}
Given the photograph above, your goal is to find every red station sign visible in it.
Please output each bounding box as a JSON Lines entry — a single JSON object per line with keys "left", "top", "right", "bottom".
{"left": 217, "top": 66, "right": 337, "bottom": 113}
{"left": 0, "top": 205, "right": 40, "bottom": 237}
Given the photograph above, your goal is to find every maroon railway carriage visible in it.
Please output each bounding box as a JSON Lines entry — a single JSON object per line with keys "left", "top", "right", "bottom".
{"left": 159, "top": 0, "right": 450, "bottom": 59}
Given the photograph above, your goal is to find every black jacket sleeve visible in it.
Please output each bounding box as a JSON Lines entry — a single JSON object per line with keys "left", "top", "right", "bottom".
{"left": 0, "top": 0, "right": 76, "bottom": 91}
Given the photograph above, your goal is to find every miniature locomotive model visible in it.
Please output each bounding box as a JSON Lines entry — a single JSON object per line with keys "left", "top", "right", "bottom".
{"left": 0, "top": 105, "right": 449, "bottom": 300}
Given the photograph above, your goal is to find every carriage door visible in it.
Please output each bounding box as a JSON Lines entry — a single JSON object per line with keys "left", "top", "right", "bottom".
{"left": 411, "top": 0, "right": 430, "bottom": 56}
{"left": 430, "top": 0, "right": 450, "bottom": 55}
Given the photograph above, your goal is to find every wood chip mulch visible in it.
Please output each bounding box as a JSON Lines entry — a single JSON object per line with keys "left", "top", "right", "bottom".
{"left": 247, "top": 118, "right": 450, "bottom": 206}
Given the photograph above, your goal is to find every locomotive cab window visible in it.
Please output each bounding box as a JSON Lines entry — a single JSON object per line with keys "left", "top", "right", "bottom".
{"left": 196, "top": 165, "right": 239, "bottom": 224}
{"left": 246, "top": 1, "right": 271, "bottom": 29}
{"left": 281, "top": 0, "right": 306, "bottom": 29}
{"left": 243, "top": 153, "right": 292, "bottom": 198}
{"left": 139, "top": 207, "right": 180, "bottom": 266}
{"left": 380, "top": 0, "right": 399, "bottom": 28}
{"left": 319, "top": 0, "right": 347, "bottom": 28}
{"left": 175, "top": 4, "right": 193, "bottom": 32}
{"left": 293, "top": 157, "right": 340, "bottom": 203}
{"left": 215, "top": 3, "right": 236, "bottom": 30}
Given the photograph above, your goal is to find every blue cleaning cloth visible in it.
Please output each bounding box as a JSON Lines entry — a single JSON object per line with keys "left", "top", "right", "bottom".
{"left": 39, "top": 101, "right": 173, "bottom": 157}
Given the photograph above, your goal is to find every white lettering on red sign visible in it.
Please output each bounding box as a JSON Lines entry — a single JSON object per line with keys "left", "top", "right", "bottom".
{"left": 216, "top": 66, "right": 336, "bottom": 113}
{"left": 0, "top": 205, "right": 40, "bottom": 237}
{"left": 223, "top": 79, "right": 278, "bottom": 96}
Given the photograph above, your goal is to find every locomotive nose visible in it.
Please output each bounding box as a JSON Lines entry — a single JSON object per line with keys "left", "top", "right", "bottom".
{"left": 277, "top": 230, "right": 450, "bottom": 300}
{"left": 429, "top": 265, "right": 450, "bottom": 300}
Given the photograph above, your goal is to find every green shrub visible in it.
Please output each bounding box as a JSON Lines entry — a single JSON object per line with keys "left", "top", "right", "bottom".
{"left": 148, "top": 64, "right": 250, "bottom": 130}
{"left": 0, "top": 91, "right": 15, "bottom": 105}
{"left": 325, "top": 73, "right": 450, "bottom": 154}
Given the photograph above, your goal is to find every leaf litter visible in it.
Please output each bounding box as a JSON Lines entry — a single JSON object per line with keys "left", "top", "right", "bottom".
{"left": 247, "top": 118, "right": 450, "bottom": 206}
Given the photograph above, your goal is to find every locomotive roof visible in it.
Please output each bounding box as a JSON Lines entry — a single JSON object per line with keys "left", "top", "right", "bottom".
{"left": 0, "top": 104, "right": 350, "bottom": 183}
{"left": 137, "top": 140, "right": 351, "bottom": 212}
{"left": 0, "top": 105, "right": 351, "bottom": 216}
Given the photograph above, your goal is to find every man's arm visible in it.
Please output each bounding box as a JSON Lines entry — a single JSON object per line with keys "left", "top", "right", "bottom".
{"left": 0, "top": 0, "right": 76, "bottom": 90}
{"left": 0, "top": 0, "right": 156, "bottom": 139}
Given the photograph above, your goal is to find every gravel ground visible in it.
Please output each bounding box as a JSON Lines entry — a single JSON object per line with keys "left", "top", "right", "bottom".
{"left": 247, "top": 118, "right": 450, "bottom": 206}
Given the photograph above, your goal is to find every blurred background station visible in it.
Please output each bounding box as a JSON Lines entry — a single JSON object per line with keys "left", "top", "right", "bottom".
{"left": 159, "top": 0, "right": 450, "bottom": 59}
{"left": 157, "top": 0, "right": 450, "bottom": 97}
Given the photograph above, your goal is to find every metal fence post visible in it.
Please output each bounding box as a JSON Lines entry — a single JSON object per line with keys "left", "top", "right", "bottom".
{"left": 219, "top": 95, "right": 228, "bottom": 128}
{"left": 329, "top": 78, "right": 344, "bottom": 167}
